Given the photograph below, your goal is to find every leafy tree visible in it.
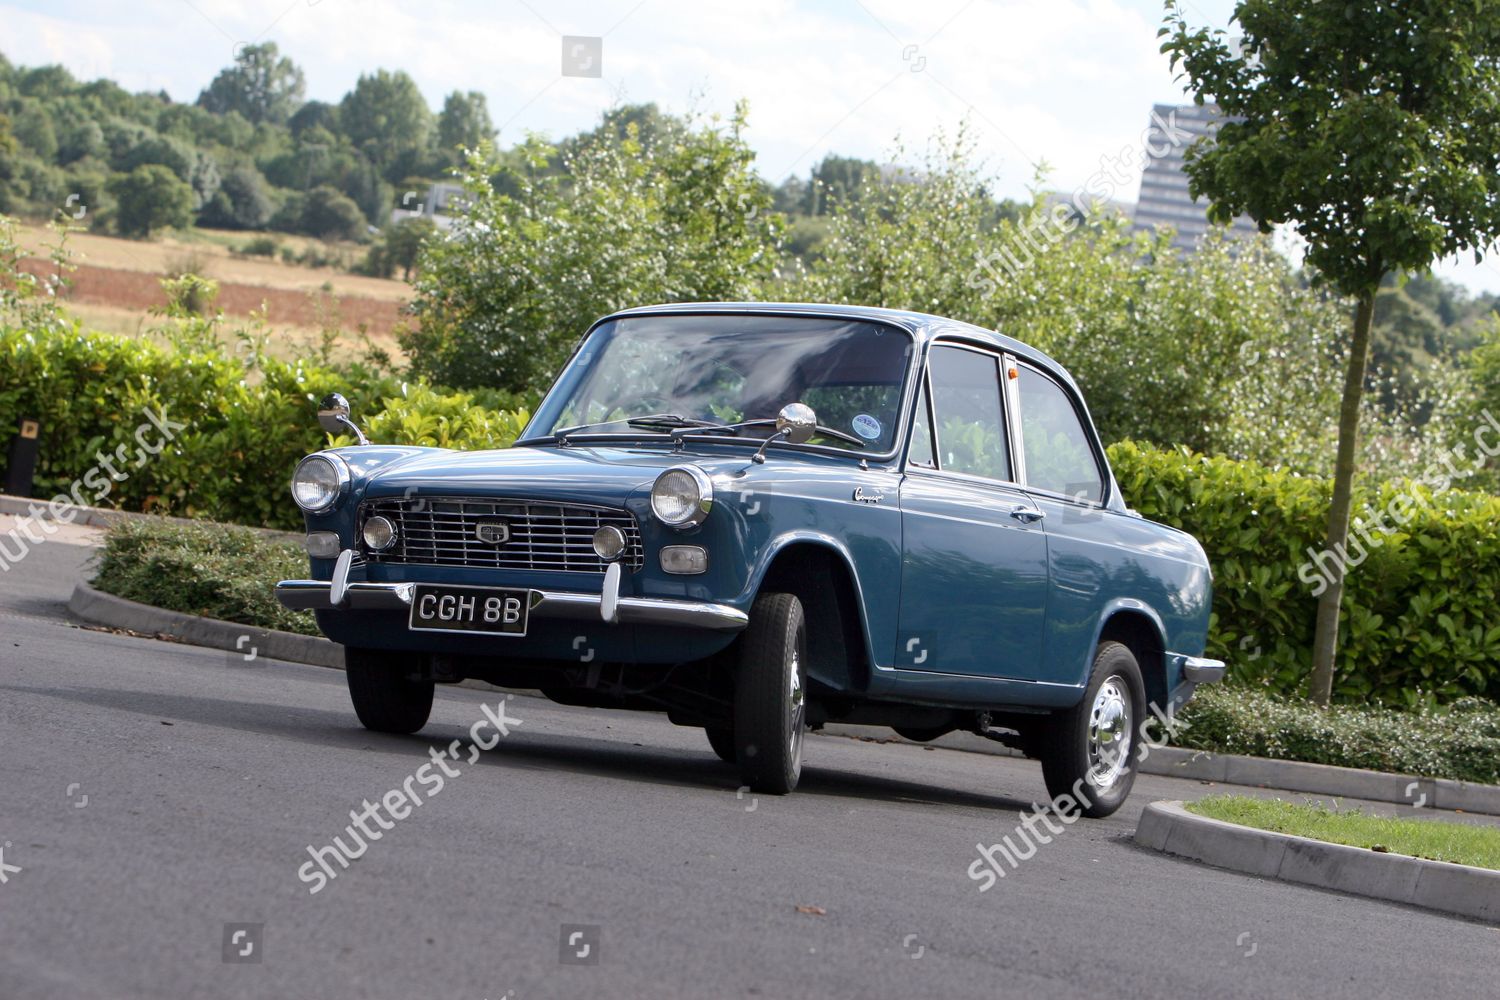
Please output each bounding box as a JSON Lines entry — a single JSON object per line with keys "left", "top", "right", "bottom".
{"left": 12, "top": 102, "right": 57, "bottom": 160}
{"left": 339, "top": 70, "right": 433, "bottom": 177}
{"left": 384, "top": 216, "right": 436, "bottom": 280}
{"left": 806, "top": 155, "right": 877, "bottom": 214}
{"left": 1162, "top": 1, "right": 1500, "bottom": 705}
{"left": 196, "top": 42, "right": 306, "bottom": 125}
{"left": 299, "top": 185, "right": 366, "bottom": 241}
{"left": 437, "top": 90, "right": 495, "bottom": 155}
{"left": 108, "top": 164, "right": 194, "bottom": 236}
{"left": 289, "top": 100, "right": 338, "bottom": 137}
{"left": 200, "top": 163, "right": 273, "bottom": 229}
{"left": 405, "top": 103, "right": 782, "bottom": 392}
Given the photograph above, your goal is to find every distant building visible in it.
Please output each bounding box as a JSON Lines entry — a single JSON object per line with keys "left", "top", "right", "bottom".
{"left": 390, "top": 182, "right": 468, "bottom": 231}
{"left": 1131, "top": 103, "right": 1260, "bottom": 253}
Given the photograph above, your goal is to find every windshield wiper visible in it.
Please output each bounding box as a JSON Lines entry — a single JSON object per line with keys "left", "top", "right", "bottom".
{"left": 552, "top": 413, "right": 720, "bottom": 445}
{"left": 670, "top": 417, "right": 866, "bottom": 449}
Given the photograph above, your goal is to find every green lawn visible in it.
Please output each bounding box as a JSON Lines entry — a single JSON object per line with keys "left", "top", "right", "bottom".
{"left": 1187, "top": 795, "right": 1500, "bottom": 871}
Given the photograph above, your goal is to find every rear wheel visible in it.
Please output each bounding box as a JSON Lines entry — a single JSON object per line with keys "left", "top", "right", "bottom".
{"left": 344, "top": 646, "right": 434, "bottom": 734}
{"left": 704, "top": 726, "right": 736, "bottom": 763}
{"left": 733, "top": 592, "right": 808, "bottom": 794}
{"left": 1038, "top": 641, "right": 1144, "bottom": 818}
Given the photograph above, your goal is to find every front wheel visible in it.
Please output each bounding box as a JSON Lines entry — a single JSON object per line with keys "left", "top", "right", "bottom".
{"left": 704, "top": 726, "right": 736, "bottom": 763}
{"left": 344, "top": 646, "right": 434, "bottom": 734}
{"left": 1037, "top": 641, "right": 1145, "bottom": 818}
{"left": 733, "top": 593, "right": 808, "bottom": 794}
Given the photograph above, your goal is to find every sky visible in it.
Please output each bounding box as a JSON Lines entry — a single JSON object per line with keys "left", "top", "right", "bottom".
{"left": 5, "top": 0, "right": 1499, "bottom": 294}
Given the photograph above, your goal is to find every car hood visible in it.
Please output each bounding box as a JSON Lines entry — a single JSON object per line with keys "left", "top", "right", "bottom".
{"left": 358, "top": 443, "right": 752, "bottom": 506}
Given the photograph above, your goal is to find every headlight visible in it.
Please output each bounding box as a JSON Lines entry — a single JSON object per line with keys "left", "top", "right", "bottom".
{"left": 291, "top": 454, "right": 350, "bottom": 514}
{"left": 650, "top": 465, "right": 713, "bottom": 527}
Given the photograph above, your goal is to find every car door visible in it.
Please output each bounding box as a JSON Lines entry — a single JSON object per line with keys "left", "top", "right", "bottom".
{"left": 1009, "top": 361, "right": 1114, "bottom": 686}
{"left": 895, "top": 343, "right": 1050, "bottom": 679}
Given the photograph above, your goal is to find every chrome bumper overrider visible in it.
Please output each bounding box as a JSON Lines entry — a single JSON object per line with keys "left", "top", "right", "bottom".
{"left": 1180, "top": 655, "right": 1227, "bottom": 683}
{"left": 275, "top": 557, "right": 748, "bottom": 633}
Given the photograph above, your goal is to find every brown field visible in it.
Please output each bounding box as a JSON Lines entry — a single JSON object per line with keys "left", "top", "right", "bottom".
{"left": 14, "top": 223, "right": 413, "bottom": 358}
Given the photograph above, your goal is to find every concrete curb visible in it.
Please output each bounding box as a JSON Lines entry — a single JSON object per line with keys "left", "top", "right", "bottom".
{"left": 2, "top": 493, "right": 301, "bottom": 544}
{"left": 1135, "top": 800, "right": 1500, "bottom": 924}
{"left": 819, "top": 724, "right": 1500, "bottom": 817}
{"left": 67, "top": 580, "right": 341, "bottom": 669}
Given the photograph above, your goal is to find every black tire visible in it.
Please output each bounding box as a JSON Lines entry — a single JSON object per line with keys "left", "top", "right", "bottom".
{"left": 705, "top": 726, "right": 736, "bottom": 763}
{"left": 344, "top": 646, "right": 434, "bottom": 734}
{"left": 1038, "top": 641, "right": 1145, "bottom": 819}
{"left": 733, "top": 592, "right": 808, "bottom": 794}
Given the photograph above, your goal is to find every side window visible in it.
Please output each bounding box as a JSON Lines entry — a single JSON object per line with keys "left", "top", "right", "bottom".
{"left": 927, "top": 346, "right": 1010, "bottom": 480}
{"left": 1016, "top": 366, "right": 1104, "bottom": 502}
{"left": 908, "top": 380, "right": 936, "bottom": 468}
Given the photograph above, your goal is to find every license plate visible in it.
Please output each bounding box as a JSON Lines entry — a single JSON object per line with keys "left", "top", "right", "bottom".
{"left": 408, "top": 585, "right": 531, "bottom": 637}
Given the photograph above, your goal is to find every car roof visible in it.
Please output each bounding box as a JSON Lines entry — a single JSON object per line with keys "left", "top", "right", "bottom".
{"left": 600, "top": 301, "right": 1081, "bottom": 392}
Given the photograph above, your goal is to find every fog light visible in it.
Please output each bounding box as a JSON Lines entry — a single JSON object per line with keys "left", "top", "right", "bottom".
{"left": 362, "top": 515, "right": 398, "bottom": 551}
{"left": 660, "top": 545, "right": 708, "bottom": 575}
{"left": 593, "top": 525, "right": 626, "bottom": 561}
{"left": 305, "top": 531, "right": 341, "bottom": 559}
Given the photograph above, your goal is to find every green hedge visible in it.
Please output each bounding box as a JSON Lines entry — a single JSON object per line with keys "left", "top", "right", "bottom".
{"left": 1176, "top": 685, "right": 1500, "bottom": 785}
{"left": 1110, "top": 441, "right": 1500, "bottom": 703}
{"left": 0, "top": 323, "right": 531, "bottom": 529}
{"left": 91, "top": 519, "right": 318, "bottom": 636}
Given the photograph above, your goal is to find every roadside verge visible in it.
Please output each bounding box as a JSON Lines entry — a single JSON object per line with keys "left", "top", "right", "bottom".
{"left": 1136, "top": 799, "right": 1500, "bottom": 923}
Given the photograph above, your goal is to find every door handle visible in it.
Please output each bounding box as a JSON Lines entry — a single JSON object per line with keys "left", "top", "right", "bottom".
{"left": 1009, "top": 505, "right": 1045, "bottom": 524}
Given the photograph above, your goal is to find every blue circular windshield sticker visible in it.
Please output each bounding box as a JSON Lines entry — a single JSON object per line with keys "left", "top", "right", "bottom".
{"left": 851, "top": 414, "right": 882, "bottom": 440}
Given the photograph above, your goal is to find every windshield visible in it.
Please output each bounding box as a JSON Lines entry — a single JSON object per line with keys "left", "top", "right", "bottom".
{"left": 526, "top": 314, "right": 915, "bottom": 454}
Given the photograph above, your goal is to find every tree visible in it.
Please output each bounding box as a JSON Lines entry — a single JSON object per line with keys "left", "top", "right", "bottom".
{"left": 437, "top": 91, "right": 495, "bottom": 155}
{"left": 384, "top": 216, "right": 437, "bottom": 280}
{"left": 1162, "top": 1, "right": 1500, "bottom": 705}
{"left": 405, "top": 103, "right": 782, "bottom": 392}
{"left": 200, "top": 163, "right": 273, "bottom": 229}
{"left": 339, "top": 70, "right": 433, "bottom": 177}
{"left": 108, "top": 164, "right": 194, "bottom": 236}
{"left": 196, "top": 42, "right": 305, "bottom": 125}
{"left": 299, "top": 185, "right": 366, "bottom": 241}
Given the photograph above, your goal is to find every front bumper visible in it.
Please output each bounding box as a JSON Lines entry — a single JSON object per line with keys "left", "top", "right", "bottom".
{"left": 275, "top": 559, "right": 748, "bottom": 633}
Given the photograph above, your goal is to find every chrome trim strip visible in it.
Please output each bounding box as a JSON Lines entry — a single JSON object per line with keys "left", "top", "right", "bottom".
{"left": 274, "top": 580, "right": 748, "bottom": 632}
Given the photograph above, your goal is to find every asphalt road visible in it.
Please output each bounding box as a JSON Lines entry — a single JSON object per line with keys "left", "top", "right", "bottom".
{"left": 2, "top": 536, "right": 1495, "bottom": 1000}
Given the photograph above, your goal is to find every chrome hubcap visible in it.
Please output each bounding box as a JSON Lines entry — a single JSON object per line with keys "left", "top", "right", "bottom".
{"left": 1087, "top": 676, "right": 1132, "bottom": 791}
{"left": 788, "top": 647, "right": 805, "bottom": 767}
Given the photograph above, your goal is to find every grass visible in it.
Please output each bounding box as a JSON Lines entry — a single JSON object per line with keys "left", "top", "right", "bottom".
{"left": 1187, "top": 795, "right": 1500, "bottom": 871}
{"left": 91, "top": 519, "right": 319, "bottom": 636}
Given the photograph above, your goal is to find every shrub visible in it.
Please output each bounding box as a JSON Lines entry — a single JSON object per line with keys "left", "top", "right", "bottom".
{"left": 91, "top": 519, "right": 318, "bottom": 635}
{"left": 1176, "top": 685, "right": 1500, "bottom": 785}
{"left": 1110, "top": 440, "right": 1500, "bottom": 703}
{"left": 107, "top": 164, "right": 194, "bottom": 236}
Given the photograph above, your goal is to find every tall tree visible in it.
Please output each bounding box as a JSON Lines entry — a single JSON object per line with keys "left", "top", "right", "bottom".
{"left": 1162, "top": 1, "right": 1500, "bottom": 705}
{"left": 196, "top": 42, "right": 306, "bottom": 125}
{"left": 437, "top": 90, "right": 495, "bottom": 154}
{"left": 339, "top": 70, "right": 433, "bottom": 176}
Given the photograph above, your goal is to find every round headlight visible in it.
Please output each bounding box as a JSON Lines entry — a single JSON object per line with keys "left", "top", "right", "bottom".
{"left": 291, "top": 454, "right": 350, "bottom": 514}
{"left": 362, "top": 515, "right": 397, "bottom": 551}
{"left": 650, "top": 466, "right": 713, "bottom": 527}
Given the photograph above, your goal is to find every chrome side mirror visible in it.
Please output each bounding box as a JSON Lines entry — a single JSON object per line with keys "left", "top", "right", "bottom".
{"left": 753, "top": 402, "right": 818, "bottom": 463}
{"left": 775, "top": 402, "right": 817, "bottom": 444}
{"left": 318, "top": 393, "right": 370, "bottom": 446}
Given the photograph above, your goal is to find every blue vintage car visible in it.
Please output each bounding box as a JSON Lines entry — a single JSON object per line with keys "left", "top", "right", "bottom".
{"left": 277, "top": 303, "right": 1224, "bottom": 817}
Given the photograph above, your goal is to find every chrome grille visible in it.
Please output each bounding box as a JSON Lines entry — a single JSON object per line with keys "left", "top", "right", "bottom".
{"left": 360, "top": 496, "right": 643, "bottom": 573}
